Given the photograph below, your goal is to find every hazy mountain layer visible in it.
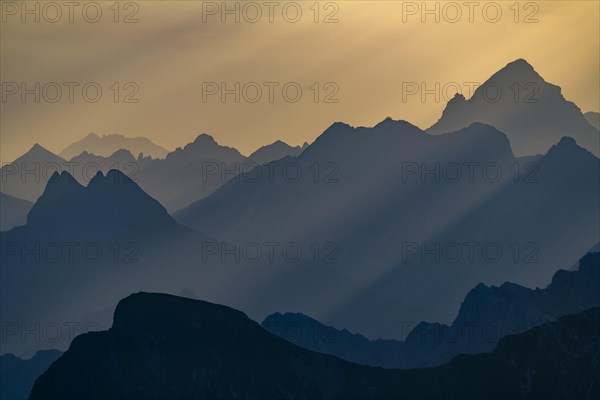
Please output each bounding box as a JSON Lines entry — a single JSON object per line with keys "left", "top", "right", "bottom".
{"left": 176, "top": 119, "right": 600, "bottom": 335}
{"left": 59, "top": 133, "right": 169, "bottom": 160}
{"left": 0, "top": 192, "right": 32, "bottom": 231}
{"left": 264, "top": 252, "right": 600, "bottom": 368}
{"left": 427, "top": 59, "right": 599, "bottom": 156}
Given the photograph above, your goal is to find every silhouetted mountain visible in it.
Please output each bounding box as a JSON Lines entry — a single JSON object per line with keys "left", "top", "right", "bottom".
{"left": 248, "top": 140, "right": 309, "bottom": 165}
{"left": 0, "top": 144, "right": 66, "bottom": 202}
{"left": 176, "top": 119, "right": 600, "bottom": 336}
{"left": 135, "top": 133, "right": 246, "bottom": 212}
{"left": 0, "top": 350, "right": 62, "bottom": 400}
{"left": 2, "top": 167, "right": 395, "bottom": 359}
{"left": 428, "top": 59, "right": 599, "bottom": 156}
{"left": 0, "top": 192, "right": 32, "bottom": 231}
{"left": 2, "top": 135, "right": 312, "bottom": 214}
{"left": 19, "top": 170, "right": 180, "bottom": 238}
{"left": 134, "top": 134, "right": 313, "bottom": 212}
{"left": 29, "top": 293, "right": 600, "bottom": 400}
{"left": 585, "top": 111, "right": 600, "bottom": 130}
{"left": 59, "top": 133, "right": 168, "bottom": 160}
{"left": 0, "top": 169, "right": 210, "bottom": 353}
{"left": 263, "top": 252, "right": 600, "bottom": 368}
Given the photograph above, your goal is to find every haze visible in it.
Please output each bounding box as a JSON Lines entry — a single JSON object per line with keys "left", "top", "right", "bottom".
{"left": 1, "top": 0, "right": 598, "bottom": 162}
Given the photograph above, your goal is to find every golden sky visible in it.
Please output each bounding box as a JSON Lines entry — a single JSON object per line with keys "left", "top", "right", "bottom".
{"left": 1, "top": 0, "right": 599, "bottom": 162}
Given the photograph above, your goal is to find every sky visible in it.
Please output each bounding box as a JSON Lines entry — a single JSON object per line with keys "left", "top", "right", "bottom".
{"left": 1, "top": 0, "right": 599, "bottom": 162}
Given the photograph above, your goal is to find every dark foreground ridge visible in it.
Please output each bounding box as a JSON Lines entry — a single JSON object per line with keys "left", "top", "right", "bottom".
{"left": 30, "top": 293, "right": 599, "bottom": 400}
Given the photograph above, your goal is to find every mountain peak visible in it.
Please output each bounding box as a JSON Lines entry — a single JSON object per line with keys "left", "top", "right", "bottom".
{"left": 193, "top": 133, "right": 218, "bottom": 145}
{"left": 47, "top": 170, "right": 80, "bottom": 187}
{"left": 25, "top": 143, "right": 55, "bottom": 158}
{"left": 506, "top": 58, "right": 534, "bottom": 69}
{"left": 375, "top": 116, "right": 410, "bottom": 128}
{"left": 483, "top": 58, "right": 545, "bottom": 89}
{"left": 26, "top": 168, "right": 177, "bottom": 232}
{"left": 88, "top": 169, "right": 135, "bottom": 186}
{"left": 544, "top": 136, "right": 595, "bottom": 160}
{"left": 427, "top": 58, "right": 599, "bottom": 156}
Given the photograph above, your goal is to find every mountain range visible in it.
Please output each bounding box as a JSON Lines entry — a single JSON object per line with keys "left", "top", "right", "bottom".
{"left": 2, "top": 167, "right": 402, "bottom": 358}
{"left": 59, "top": 133, "right": 169, "bottom": 160}
{"left": 4, "top": 253, "right": 598, "bottom": 398}
{"left": 0, "top": 169, "right": 210, "bottom": 350}
{"left": 175, "top": 119, "right": 600, "bottom": 335}
{"left": 427, "top": 59, "right": 599, "bottom": 156}
{"left": 2, "top": 59, "right": 599, "bottom": 397}
{"left": 29, "top": 292, "right": 600, "bottom": 400}
{"left": 3, "top": 114, "right": 598, "bottom": 345}
{"left": 0, "top": 136, "right": 309, "bottom": 217}
{"left": 263, "top": 252, "right": 600, "bottom": 368}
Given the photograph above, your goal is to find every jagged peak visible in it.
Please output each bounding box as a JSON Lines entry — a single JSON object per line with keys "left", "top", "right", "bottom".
{"left": 374, "top": 117, "right": 420, "bottom": 130}
{"left": 484, "top": 58, "right": 545, "bottom": 86}
{"left": 47, "top": 170, "right": 78, "bottom": 185}
{"left": 88, "top": 169, "right": 134, "bottom": 186}
{"left": 544, "top": 136, "right": 596, "bottom": 160}
{"left": 23, "top": 143, "right": 56, "bottom": 158}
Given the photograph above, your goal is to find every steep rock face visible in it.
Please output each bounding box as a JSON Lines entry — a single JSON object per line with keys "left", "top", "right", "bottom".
{"left": 428, "top": 59, "right": 599, "bottom": 156}
{"left": 29, "top": 293, "right": 600, "bottom": 400}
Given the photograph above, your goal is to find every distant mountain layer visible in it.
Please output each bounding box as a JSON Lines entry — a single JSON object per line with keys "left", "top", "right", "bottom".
{"left": 2, "top": 136, "right": 308, "bottom": 212}
{"left": 248, "top": 140, "right": 308, "bottom": 165}
{"left": 263, "top": 252, "right": 600, "bottom": 368}
{"left": 428, "top": 59, "right": 599, "bottom": 156}
{"left": 3, "top": 166, "right": 391, "bottom": 360}
{"left": 135, "top": 134, "right": 308, "bottom": 211}
{"left": 0, "top": 192, "right": 32, "bottom": 231}
{"left": 29, "top": 292, "right": 600, "bottom": 400}
{"left": 0, "top": 144, "right": 66, "bottom": 202}
{"left": 0, "top": 350, "right": 62, "bottom": 400}
{"left": 585, "top": 111, "right": 600, "bottom": 130}
{"left": 176, "top": 119, "right": 600, "bottom": 336}
{"left": 0, "top": 168, "right": 211, "bottom": 349}
{"left": 59, "top": 133, "right": 169, "bottom": 160}
{"left": 21, "top": 169, "right": 180, "bottom": 237}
